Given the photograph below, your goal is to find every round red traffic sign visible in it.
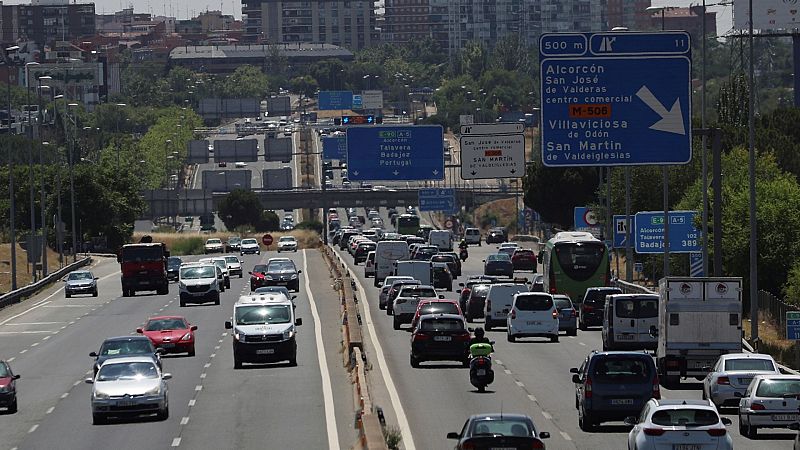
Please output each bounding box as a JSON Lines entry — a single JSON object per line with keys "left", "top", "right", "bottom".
{"left": 262, "top": 234, "right": 274, "bottom": 246}
{"left": 445, "top": 219, "right": 454, "bottom": 229}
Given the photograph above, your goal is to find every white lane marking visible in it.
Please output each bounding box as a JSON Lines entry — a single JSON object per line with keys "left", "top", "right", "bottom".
{"left": 542, "top": 411, "right": 552, "bottom": 420}
{"left": 7, "top": 357, "right": 14, "bottom": 362}
{"left": 560, "top": 431, "right": 573, "bottom": 441}
{"left": 171, "top": 438, "right": 182, "bottom": 447}
{"left": 503, "top": 369, "right": 512, "bottom": 375}
{"left": 209, "top": 353, "right": 215, "bottom": 358}
{"left": 214, "top": 345, "right": 220, "bottom": 350}
{"left": 180, "top": 417, "right": 190, "bottom": 425}
{"left": 221, "top": 332, "right": 227, "bottom": 337}
{"left": 44, "top": 304, "right": 93, "bottom": 308}
{"left": 42, "top": 335, "right": 51, "bottom": 340}
{"left": 348, "top": 251, "right": 417, "bottom": 450}
{"left": 188, "top": 399, "right": 196, "bottom": 407}
{"left": 28, "top": 424, "right": 39, "bottom": 433}
{"left": 514, "top": 380, "right": 524, "bottom": 387}
{"left": 3, "top": 321, "right": 66, "bottom": 326}
{"left": 73, "top": 380, "right": 81, "bottom": 386}
{"left": 46, "top": 406, "right": 55, "bottom": 414}
{"left": 194, "top": 385, "right": 203, "bottom": 391}
{"left": 579, "top": 342, "right": 586, "bottom": 346}
{"left": 303, "top": 250, "right": 341, "bottom": 450}
{"left": 31, "top": 342, "right": 39, "bottom": 347}
{"left": 200, "top": 373, "right": 206, "bottom": 379}
{"left": 527, "top": 394, "right": 537, "bottom": 402}
{"left": 0, "top": 330, "right": 55, "bottom": 335}
{"left": 60, "top": 392, "right": 69, "bottom": 399}
{"left": 494, "top": 359, "right": 503, "bottom": 366}
{"left": 203, "top": 363, "right": 211, "bottom": 369}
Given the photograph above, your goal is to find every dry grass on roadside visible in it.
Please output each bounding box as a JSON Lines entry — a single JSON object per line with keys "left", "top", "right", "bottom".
{"left": 743, "top": 318, "right": 794, "bottom": 351}
{"left": 133, "top": 230, "right": 321, "bottom": 256}
{"left": 0, "top": 243, "right": 73, "bottom": 293}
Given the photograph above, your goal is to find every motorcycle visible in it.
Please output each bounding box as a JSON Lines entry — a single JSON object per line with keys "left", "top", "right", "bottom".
{"left": 459, "top": 248, "right": 469, "bottom": 262}
{"left": 469, "top": 342, "right": 495, "bottom": 392}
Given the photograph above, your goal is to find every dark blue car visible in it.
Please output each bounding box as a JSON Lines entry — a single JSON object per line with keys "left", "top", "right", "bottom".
{"left": 483, "top": 254, "right": 513, "bottom": 278}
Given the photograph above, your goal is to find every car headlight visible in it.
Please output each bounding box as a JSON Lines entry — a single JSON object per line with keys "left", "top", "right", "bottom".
{"left": 93, "top": 390, "right": 110, "bottom": 399}
{"left": 144, "top": 385, "right": 161, "bottom": 396}
{"left": 283, "top": 329, "right": 295, "bottom": 340}
{"left": 0, "top": 385, "right": 11, "bottom": 393}
{"left": 179, "top": 282, "right": 187, "bottom": 290}
{"left": 290, "top": 274, "right": 298, "bottom": 279}
{"left": 181, "top": 332, "right": 192, "bottom": 341}
{"left": 264, "top": 275, "right": 273, "bottom": 280}
{"left": 234, "top": 329, "right": 246, "bottom": 342}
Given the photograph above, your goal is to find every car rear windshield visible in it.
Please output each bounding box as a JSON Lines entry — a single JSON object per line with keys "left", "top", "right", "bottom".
{"left": 420, "top": 303, "right": 459, "bottom": 316}
{"left": 514, "top": 250, "right": 534, "bottom": 257}
{"left": 554, "top": 297, "right": 573, "bottom": 309}
{"left": 419, "top": 318, "right": 464, "bottom": 331}
{"left": 555, "top": 241, "right": 605, "bottom": 282}
{"left": 584, "top": 288, "right": 622, "bottom": 306}
{"left": 724, "top": 358, "right": 776, "bottom": 372}
{"left": 167, "top": 257, "right": 182, "bottom": 268}
{"left": 431, "top": 255, "right": 454, "bottom": 262}
{"left": 470, "top": 285, "right": 491, "bottom": 299}
{"left": 121, "top": 246, "right": 163, "bottom": 262}
{"left": 401, "top": 287, "right": 437, "bottom": 298}
{"left": 591, "top": 357, "right": 652, "bottom": 382}
{"left": 615, "top": 297, "right": 659, "bottom": 319}
{"left": 650, "top": 409, "right": 719, "bottom": 427}
{"left": 235, "top": 305, "right": 291, "bottom": 325}
{"left": 268, "top": 261, "right": 295, "bottom": 271}
{"left": 470, "top": 419, "right": 532, "bottom": 437}
{"left": 487, "top": 254, "right": 511, "bottom": 261}
{"left": 755, "top": 379, "right": 800, "bottom": 398}
{"left": 514, "top": 294, "right": 554, "bottom": 311}
{"left": 180, "top": 266, "right": 216, "bottom": 279}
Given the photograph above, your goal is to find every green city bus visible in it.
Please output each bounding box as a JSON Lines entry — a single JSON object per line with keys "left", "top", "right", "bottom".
{"left": 542, "top": 231, "right": 610, "bottom": 302}
{"left": 396, "top": 214, "right": 420, "bottom": 236}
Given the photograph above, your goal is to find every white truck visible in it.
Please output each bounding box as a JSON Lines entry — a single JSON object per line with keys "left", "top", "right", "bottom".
{"left": 428, "top": 229, "right": 453, "bottom": 251}
{"left": 394, "top": 260, "right": 432, "bottom": 286}
{"left": 653, "top": 277, "right": 743, "bottom": 386}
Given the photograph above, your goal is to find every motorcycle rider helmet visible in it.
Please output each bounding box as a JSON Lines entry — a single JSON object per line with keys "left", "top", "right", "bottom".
{"left": 474, "top": 327, "right": 485, "bottom": 339}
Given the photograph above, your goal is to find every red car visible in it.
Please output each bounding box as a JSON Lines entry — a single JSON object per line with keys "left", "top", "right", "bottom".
{"left": 511, "top": 248, "right": 538, "bottom": 272}
{"left": 410, "top": 299, "right": 463, "bottom": 330}
{"left": 249, "top": 263, "right": 269, "bottom": 291}
{"left": 0, "top": 360, "right": 20, "bottom": 413}
{"left": 137, "top": 316, "right": 197, "bottom": 356}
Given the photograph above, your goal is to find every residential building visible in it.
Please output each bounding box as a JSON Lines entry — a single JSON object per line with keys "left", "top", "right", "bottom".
{"left": 606, "top": 0, "right": 652, "bottom": 31}
{"left": 241, "top": 0, "right": 379, "bottom": 50}
{"left": 0, "top": 1, "right": 96, "bottom": 48}
{"left": 384, "top": 0, "right": 448, "bottom": 50}
{"left": 650, "top": 6, "right": 717, "bottom": 42}
{"left": 169, "top": 43, "right": 354, "bottom": 74}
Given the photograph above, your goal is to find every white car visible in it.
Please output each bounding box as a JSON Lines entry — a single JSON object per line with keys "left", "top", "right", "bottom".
{"left": 240, "top": 238, "right": 260, "bottom": 255}
{"left": 506, "top": 292, "right": 559, "bottom": 343}
{"left": 223, "top": 255, "right": 244, "bottom": 278}
{"left": 702, "top": 353, "right": 779, "bottom": 409}
{"left": 86, "top": 356, "right": 171, "bottom": 425}
{"left": 738, "top": 374, "right": 800, "bottom": 438}
{"left": 364, "top": 251, "right": 376, "bottom": 278}
{"left": 277, "top": 236, "right": 298, "bottom": 253}
{"left": 627, "top": 399, "right": 732, "bottom": 450}
{"left": 200, "top": 257, "right": 231, "bottom": 289}
{"left": 204, "top": 238, "right": 223, "bottom": 254}
{"left": 234, "top": 161, "right": 247, "bottom": 168}
{"left": 392, "top": 285, "right": 439, "bottom": 330}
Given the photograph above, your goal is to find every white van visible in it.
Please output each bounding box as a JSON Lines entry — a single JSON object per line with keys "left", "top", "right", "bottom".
{"left": 374, "top": 240, "right": 410, "bottom": 287}
{"left": 464, "top": 228, "right": 481, "bottom": 246}
{"left": 602, "top": 294, "right": 659, "bottom": 351}
{"left": 224, "top": 294, "right": 303, "bottom": 368}
{"left": 428, "top": 229, "right": 453, "bottom": 251}
{"left": 484, "top": 282, "right": 529, "bottom": 330}
{"left": 506, "top": 293, "right": 559, "bottom": 343}
{"left": 394, "top": 260, "right": 432, "bottom": 286}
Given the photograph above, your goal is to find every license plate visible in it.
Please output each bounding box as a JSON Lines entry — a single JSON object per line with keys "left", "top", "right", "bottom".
{"left": 526, "top": 321, "right": 542, "bottom": 325}
{"left": 611, "top": 399, "right": 634, "bottom": 405}
{"left": 160, "top": 343, "right": 175, "bottom": 348}
{"left": 191, "top": 291, "right": 205, "bottom": 296}
{"left": 772, "top": 414, "right": 798, "bottom": 421}
{"left": 256, "top": 348, "right": 275, "bottom": 355}
{"left": 616, "top": 334, "right": 634, "bottom": 340}
{"left": 434, "top": 335, "right": 451, "bottom": 342}
{"left": 477, "top": 369, "right": 486, "bottom": 376}
{"left": 489, "top": 447, "right": 515, "bottom": 450}
{"left": 139, "top": 280, "right": 149, "bottom": 285}
{"left": 674, "top": 446, "right": 701, "bottom": 450}
{"left": 116, "top": 400, "right": 136, "bottom": 407}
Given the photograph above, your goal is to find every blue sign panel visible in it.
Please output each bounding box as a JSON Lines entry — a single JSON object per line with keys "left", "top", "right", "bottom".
{"left": 574, "top": 206, "right": 600, "bottom": 230}
{"left": 539, "top": 31, "right": 692, "bottom": 166}
{"left": 613, "top": 214, "right": 633, "bottom": 249}
{"left": 418, "top": 188, "right": 455, "bottom": 212}
{"left": 634, "top": 211, "right": 702, "bottom": 254}
{"left": 352, "top": 95, "right": 363, "bottom": 108}
{"left": 787, "top": 311, "right": 800, "bottom": 341}
{"left": 322, "top": 136, "right": 347, "bottom": 160}
{"left": 318, "top": 91, "right": 353, "bottom": 110}
{"left": 346, "top": 126, "right": 444, "bottom": 181}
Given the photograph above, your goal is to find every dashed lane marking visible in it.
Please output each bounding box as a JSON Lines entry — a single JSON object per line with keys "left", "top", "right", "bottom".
{"left": 60, "top": 392, "right": 69, "bottom": 399}
{"left": 504, "top": 369, "right": 511, "bottom": 375}
{"left": 579, "top": 342, "right": 586, "bottom": 346}
{"left": 560, "top": 431, "right": 573, "bottom": 441}
{"left": 3, "top": 321, "right": 66, "bottom": 326}
{"left": 194, "top": 385, "right": 203, "bottom": 391}
{"left": 171, "top": 438, "right": 181, "bottom": 447}
{"left": 180, "top": 417, "right": 190, "bottom": 425}
{"left": 527, "top": 394, "right": 537, "bottom": 402}
{"left": 28, "top": 425, "right": 38, "bottom": 433}
{"left": 515, "top": 380, "right": 524, "bottom": 387}
{"left": 73, "top": 380, "right": 81, "bottom": 386}
{"left": 7, "top": 357, "right": 14, "bottom": 362}
{"left": 46, "top": 406, "right": 54, "bottom": 414}
{"left": 188, "top": 399, "right": 196, "bottom": 407}
{"left": 542, "top": 411, "right": 553, "bottom": 420}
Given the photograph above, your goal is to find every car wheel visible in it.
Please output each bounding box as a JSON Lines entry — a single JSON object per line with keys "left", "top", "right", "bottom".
{"left": 387, "top": 306, "right": 393, "bottom": 316}
{"left": 92, "top": 413, "right": 107, "bottom": 425}
{"left": 602, "top": 340, "right": 608, "bottom": 351}
{"left": 239, "top": 274, "right": 243, "bottom": 279}
{"left": 214, "top": 294, "right": 221, "bottom": 306}
{"left": 234, "top": 357, "right": 242, "bottom": 370}
{"left": 288, "top": 353, "right": 298, "bottom": 367}
{"left": 373, "top": 278, "right": 379, "bottom": 287}
{"left": 551, "top": 334, "right": 559, "bottom": 343}
{"left": 225, "top": 281, "right": 231, "bottom": 289}
{"left": 65, "top": 292, "right": 71, "bottom": 298}
{"left": 8, "top": 396, "right": 17, "bottom": 414}
{"left": 410, "top": 355, "right": 420, "bottom": 368}
{"left": 485, "top": 321, "right": 492, "bottom": 331}
{"left": 393, "top": 316, "right": 401, "bottom": 330}
{"left": 180, "top": 300, "right": 186, "bottom": 307}
{"left": 579, "top": 408, "right": 595, "bottom": 431}
{"left": 507, "top": 334, "right": 515, "bottom": 343}
{"left": 379, "top": 301, "right": 386, "bottom": 310}
{"left": 92, "top": 289, "right": 98, "bottom": 297}
{"left": 188, "top": 346, "right": 196, "bottom": 357}
{"left": 568, "top": 328, "right": 577, "bottom": 337}
{"left": 462, "top": 358, "right": 470, "bottom": 368}
{"left": 447, "top": 285, "right": 452, "bottom": 292}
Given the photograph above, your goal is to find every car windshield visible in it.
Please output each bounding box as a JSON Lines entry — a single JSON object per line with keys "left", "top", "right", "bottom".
{"left": 67, "top": 272, "right": 93, "bottom": 281}
{"left": 145, "top": 318, "right": 187, "bottom": 331}
{"left": 229, "top": 237, "right": 241, "bottom": 243}
{"left": 591, "top": 357, "right": 651, "bottom": 382}
{"left": 121, "top": 246, "right": 163, "bottom": 263}
{"left": 724, "top": 358, "right": 776, "bottom": 372}
{"left": 419, "top": 318, "right": 464, "bottom": 331}
{"left": 100, "top": 340, "right": 153, "bottom": 356}
{"left": 470, "top": 418, "right": 532, "bottom": 437}
{"left": 279, "top": 237, "right": 296, "bottom": 242}
{"left": 487, "top": 254, "right": 511, "bottom": 261}
{"left": 235, "top": 305, "right": 292, "bottom": 325}
{"left": 253, "top": 287, "right": 291, "bottom": 297}
{"left": 554, "top": 297, "right": 573, "bottom": 309}
{"left": 167, "top": 257, "right": 182, "bottom": 268}
{"left": 207, "top": 239, "right": 221, "bottom": 244}
{"left": 584, "top": 288, "right": 622, "bottom": 306}
{"left": 0, "top": 363, "right": 9, "bottom": 377}
{"left": 181, "top": 266, "right": 215, "bottom": 279}
{"left": 555, "top": 241, "right": 605, "bottom": 281}
{"left": 755, "top": 379, "right": 800, "bottom": 398}
{"left": 224, "top": 256, "right": 239, "bottom": 264}
{"left": 252, "top": 264, "right": 267, "bottom": 273}
{"left": 431, "top": 255, "right": 454, "bottom": 263}
{"left": 241, "top": 239, "right": 257, "bottom": 245}
{"left": 400, "top": 287, "right": 437, "bottom": 298}
{"left": 650, "top": 409, "right": 719, "bottom": 427}
{"left": 97, "top": 362, "right": 159, "bottom": 382}
{"left": 268, "top": 261, "right": 295, "bottom": 272}
{"left": 213, "top": 260, "right": 226, "bottom": 270}
{"left": 515, "top": 294, "right": 554, "bottom": 311}
{"left": 420, "top": 303, "right": 459, "bottom": 316}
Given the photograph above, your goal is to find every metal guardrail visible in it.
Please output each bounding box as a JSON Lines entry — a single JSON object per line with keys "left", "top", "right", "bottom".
{"left": 757, "top": 290, "right": 796, "bottom": 339}
{"left": 0, "top": 257, "right": 92, "bottom": 310}
{"left": 612, "top": 279, "right": 657, "bottom": 295}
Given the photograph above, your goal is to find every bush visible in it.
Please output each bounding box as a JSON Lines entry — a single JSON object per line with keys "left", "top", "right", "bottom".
{"left": 256, "top": 211, "right": 280, "bottom": 232}
{"left": 295, "top": 220, "right": 323, "bottom": 233}
{"left": 169, "top": 237, "right": 205, "bottom": 256}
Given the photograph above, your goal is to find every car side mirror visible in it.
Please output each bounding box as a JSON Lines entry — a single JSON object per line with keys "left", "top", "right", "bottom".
{"left": 155, "top": 348, "right": 166, "bottom": 355}
{"left": 162, "top": 373, "right": 172, "bottom": 380}
{"left": 734, "top": 392, "right": 743, "bottom": 398}
{"left": 538, "top": 432, "right": 550, "bottom": 439}
{"left": 12, "top": 374, "right": 20, "bottom": 380}
{"left": 649, "top": 325, "right": 658, "bottom": 338}
{"left": 84, "top": 378, "right": 94, "bottom": 384}
{"left": 136, "top": 328, "right": 143, "bottom": 334}
{"left": 457, "top": 289, "right": 462, "bottom": 294}
{"left": 572, "top": 374, "right": 581, "bottom": 384}
{"left": 468, "top": 327, "right": 474, "bottom": 332}
{"left": 94, "top": 277, "right": 99, "bottom": 280}
{"left": 458, "top": 283, "right": 465, "bottom": 287}
{"left": 482, "top": 260, "right": 485, "bottom": 262}
{"left": 446, "top": 432, "right": 460, "bottom": 440}
{"left": 191, "top": 325, "right": 198, "bottom": 331}
{"left": 61, "top": 278, "right": 67, "bottom": 282}
{"left": 248, "top": 272, "right": 253, "bottom": 275}
{"left": 623, "top": 417, "right": 638, "bottom": 426}
{"left": 570, "top": 367, "right": 579, "bottom": 374}
{"left": 225, "top": 321, "right": 233, "bottom": 329}
{"left": 297, "top": 270, "right": 302, "bottom": 274}
{"left": 292, "top": 295, "right": 297, "bottom": 300}
{"left": 89, "top": 351, "right": 98, "bottom": 358}
{"left": 702, "top": 366, "right": 712, "bottom": 372}
{"left": 721, "top": 417, "right": 732, "bottom": 426}
{"left": 439, "top": 295, "right": 445, "bottom": 299}
{"left": 295, "top": 318, "right": 303, "bottom": 326}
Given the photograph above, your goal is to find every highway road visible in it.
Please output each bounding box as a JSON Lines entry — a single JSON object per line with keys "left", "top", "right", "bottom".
{"left": 0, "top": 250, "right": 355, "bottom": 450}
{"left": 330, "top": 207, "right": 797, "bottom": 450}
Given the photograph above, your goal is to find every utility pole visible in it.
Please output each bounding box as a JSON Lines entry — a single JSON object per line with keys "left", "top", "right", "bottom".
{"left": 6, "top": 45, "right": 19, "bottom": 289}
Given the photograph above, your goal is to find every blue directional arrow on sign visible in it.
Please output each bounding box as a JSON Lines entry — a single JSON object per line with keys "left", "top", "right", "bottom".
{"left": 418, "top": 188, "right": 455, "bottom": 212}
{"left": 539, "top": 31, "right": 692, "bottom": 167}
{"left": 346, "top": 126, "right": 444, "bottom": 181}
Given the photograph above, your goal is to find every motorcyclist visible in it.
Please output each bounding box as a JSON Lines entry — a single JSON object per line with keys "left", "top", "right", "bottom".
{"left": 469, "top": 327, "right": 492, "bottom": 349}
{"left": 459, "top": 239, "right": 469, "bottom": 250}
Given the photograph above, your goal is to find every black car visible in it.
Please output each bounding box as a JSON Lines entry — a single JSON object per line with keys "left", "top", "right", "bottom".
{"left": 0, "top": 360, "right": 20, "bottom": 413}
{"left": 263, "top": 260, "right": 302, "bottom": 292}
{"left": 447, "top": 414, "right": 550, "bottom": 449}
{"left": 483, "top": 254, "right": 514, "bottom": 277}
{"left": 166, "top": 256, "right": 183, "bottom": 282}
{"left": 432, "top": 253, "right": 460, "bottom": 277}
{"left": 432, "top": 263, "right": 453, "bottom": 291}
{"left": 486, "top": 227, "right": 508, "bottom": 244}
{"left": 413, "top": 245, "right": 439, "bottom": 261}
{"left": 225, "top": 236, "right": 242, "bottom": 252}
{"left": 89, "top": 336, "right": 163, "bottom": 376}
{"left": 354, "top": 242, "right": 376, "bottom": 264}
{"left": 462, "top": 283, "right": 492, "bottom": 322}
{"left": 579, "top": 287, "right": 622, "bottom": 330}
{"left": 409, "top": 314, "right": 471, "bottom": 368}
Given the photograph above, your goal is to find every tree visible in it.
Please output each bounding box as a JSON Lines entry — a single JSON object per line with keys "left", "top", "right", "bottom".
{"left": 256, "top": 211, "right": 280, "bottom": 232}
{"left": 219, "top": 65, "right": 269, "bottom": 99}
{"left": 290, "top": 75, "right": 319, "bottom": 99}
{"left": 218, "top": 189, "right": 264, "bottom": 230}
{"left": 459, "top": 41, "right": 488, "bottom": 80}
{"left": 523, "top": 161, "right": 600, "bottom": 228}
{"left": 492, "top": 34, "right": 530, "bottom": 73}
{"left": 716, "top": 74, "right": 748, "bottom": 128}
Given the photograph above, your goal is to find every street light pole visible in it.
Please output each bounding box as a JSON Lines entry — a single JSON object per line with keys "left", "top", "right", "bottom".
{"left": 25, "top": 62, "right": 38, "bottom": 279}
{"left": 37, "top": 76, "right": 51, "bottom": 278}
{"left": 68, "top": 103, "right": 78, "bottom": 262}
{"left": 6, "top": 45, "right": 19, "bottom": 289}
{"left": 747, "top": 0, "right": 759, "bottom": 344}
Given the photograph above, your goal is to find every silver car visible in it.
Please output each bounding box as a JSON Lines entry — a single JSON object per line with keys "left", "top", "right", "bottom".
{"left": 738, "top": 374, "right": 800, "bottom": 438}
{"left": 702, "top": 353, "right": 779, "bottom": 408}
{"left": 86, "top": 356, "right": 171, "bottom": 425}
{"left": 64, "top": 270, "right": 98, "bottom": 298}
